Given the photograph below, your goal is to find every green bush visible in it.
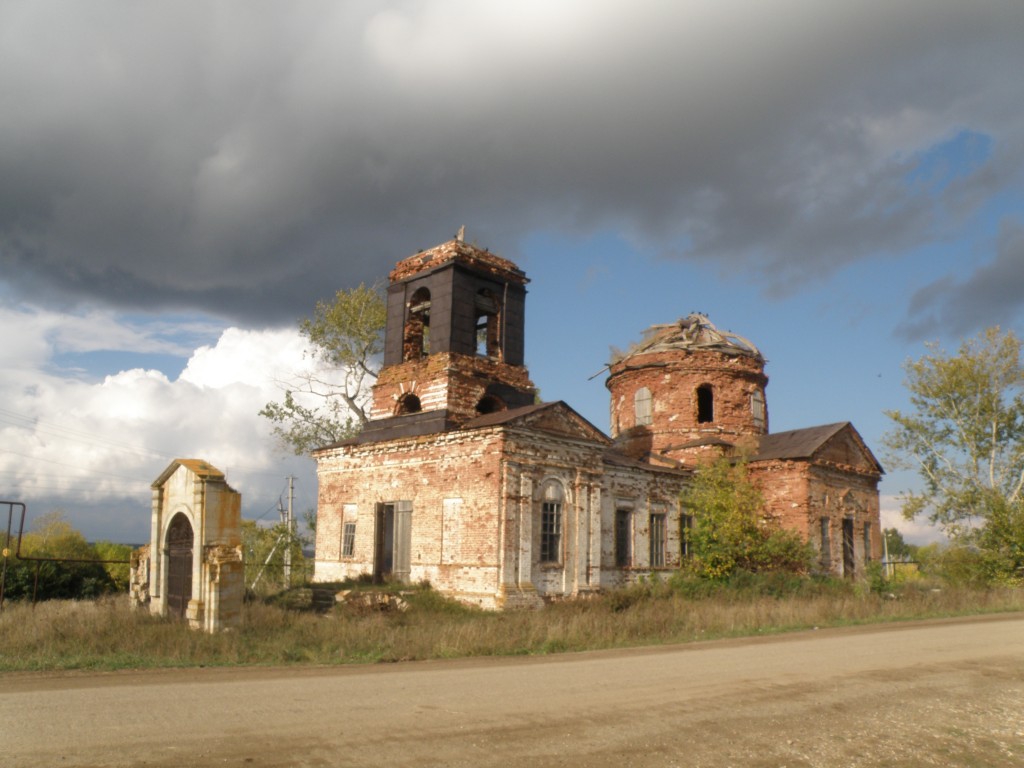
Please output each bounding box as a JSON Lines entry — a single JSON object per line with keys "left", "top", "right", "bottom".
{"left": 681, "top": 458, "right": 814, "bottom": 580}
{"left": 3, "top": 558, "right": 115, "bottom": 601}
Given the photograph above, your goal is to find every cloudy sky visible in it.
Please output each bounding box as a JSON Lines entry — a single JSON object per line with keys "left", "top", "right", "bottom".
{"left": 2, "top": 1, "right": 1023, "bottom": 545}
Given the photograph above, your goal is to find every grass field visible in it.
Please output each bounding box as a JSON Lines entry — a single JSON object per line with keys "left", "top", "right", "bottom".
{"left": 1, "top": 576, "right": 1022, "bottom": 673}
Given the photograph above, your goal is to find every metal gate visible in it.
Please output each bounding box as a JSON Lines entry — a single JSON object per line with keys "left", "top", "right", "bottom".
{"left": 166, "top": 514, "right": 193, "bottom": 618}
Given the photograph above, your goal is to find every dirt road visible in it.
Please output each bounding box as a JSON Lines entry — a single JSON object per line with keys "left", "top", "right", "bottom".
{"left": 3, "top": 614, "right": 1023, "bottom": 767}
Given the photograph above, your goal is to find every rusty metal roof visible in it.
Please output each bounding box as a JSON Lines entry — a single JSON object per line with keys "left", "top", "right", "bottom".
{"left": 753, "top": 422, "right": 849, "bottom": 461}
{"left": 462, "top": 400, "right": 610, "bottom": 444}
{"left": 151, "top": 459, "right": 228, "bottom": 488}
{"left": 611, "top": 313, "right": 763, "bottom": 365}
{"left": 460, "top": 401, "right": 551, "bottom": 429}
{"left": 603, "top": 449, "right": 692, "bottom": 476}
{"left": 752, "top": 422, "right": 883, "bottom": 475}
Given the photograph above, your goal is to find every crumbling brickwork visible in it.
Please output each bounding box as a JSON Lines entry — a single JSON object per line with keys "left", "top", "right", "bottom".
{"left": 312, "top": 240, "right": 883, "bottom": 608}
{"left": 371, "top": 352, "right": 535, "bottom": 424}
{"left": 607, "top": 342, "right": 768, "bottom": 463}
{"left": 315, "top": 401, "right": 692, "bottom": 608}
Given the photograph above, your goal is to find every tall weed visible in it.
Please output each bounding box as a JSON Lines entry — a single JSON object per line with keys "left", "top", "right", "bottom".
{"left": 0, "top": 581, "right": 1021, "bottom": 673}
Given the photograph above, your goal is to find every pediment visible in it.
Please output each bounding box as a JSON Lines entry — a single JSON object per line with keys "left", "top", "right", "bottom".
{"left": 814, "top": 426, "right": 883, "bottom": 475}
{"left": 152, "top": 458, "right": 226, "bottom": 489}
{"left": 754, "top": 422, "right": 883, "bottom": 476}
{"left": 466, "top": 401, "right": 610, "bottom": 444}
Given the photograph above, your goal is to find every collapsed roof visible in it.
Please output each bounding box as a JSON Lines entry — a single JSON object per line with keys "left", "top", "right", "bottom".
{"left": 610, "top": 313, "right": 764, "bottom": 365}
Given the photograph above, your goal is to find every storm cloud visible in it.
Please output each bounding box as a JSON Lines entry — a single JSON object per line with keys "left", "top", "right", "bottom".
{"left": 1, "top": 0, "right": 1023, "bottom": 330}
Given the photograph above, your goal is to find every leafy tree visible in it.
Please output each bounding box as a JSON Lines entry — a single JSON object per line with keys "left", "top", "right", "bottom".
{"left": 242, "top": 520, "right": 308, "bottom": 594}
{"left": 93, "top": 541, "right": 134, "bottom": 591}
{"left": 680, "top": 459, "right": 813, "bottom": 580}
{"left": 261, "top": 283, "right": 386, "bottom": 454}
{"left": 883, "top": 326, "right": 1024, "bottom": 581}
{"left": 882, "top": 528, "right": 914, "bottom": 560}
{"left": 4, "top": 511, "right": 116, "bottom": 600}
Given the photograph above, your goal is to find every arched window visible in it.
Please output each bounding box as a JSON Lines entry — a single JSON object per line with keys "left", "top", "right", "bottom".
{"left": 395, "top": 393, "right": 421, "bottom": 415}
{"left": 403, "top": 287, "right": 431, "bottom": 361}
{"left": 696, "top": 384, "right": 714, "bottom": 424}
{"left": 539, "top": 480, "right": 564, "bottom": 563}
{"left": 634, "top": 387, "right": 652, "bottom": 426}
{"left": 475, "top": 394, "right": 506, "bottom": 415}
{"left": 474, "top": 289, "right": 501, "bottom": 358}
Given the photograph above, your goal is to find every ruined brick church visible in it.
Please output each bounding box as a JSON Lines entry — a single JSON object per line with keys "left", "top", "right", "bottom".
{"left": 312, "top": 236, "right": 882, "bottom": 607}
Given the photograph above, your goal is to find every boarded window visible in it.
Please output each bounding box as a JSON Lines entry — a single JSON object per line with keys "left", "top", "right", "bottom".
{"left": 634, "top": 387, "right": 652, "bottom": 426}
{"left": 615, "top": 509, "right": 632, "bottom": 567}
{"left": 650, "top": 513, "right": 666, "bottom": 567}
{"left": 697, "top": 385, "right": 714, "bottom": 423}
{"left": 341, "top": 522, "right": 356, "bottom": 558}
{"left": 751, "top": 389, "right": 766, "bottom": 430}
{"left": 539, "top": 481, "right": 563, "bottom": 563}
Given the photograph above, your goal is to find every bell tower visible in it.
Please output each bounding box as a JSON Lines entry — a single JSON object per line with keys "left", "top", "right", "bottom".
{"left": 363, "top": 234, "right": 536, "bottom": 438}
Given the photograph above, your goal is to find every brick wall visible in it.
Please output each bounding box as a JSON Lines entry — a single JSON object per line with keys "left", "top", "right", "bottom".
{"left": 749, "top": 459, "right": 881, "bottom": 576}
{"left": 371, "top": 352, "right": 535, "bottom": 423}
{"left": 606, "top": 349, "right": 768, "bottom": 463}
{"left": 314, "top": 415, "right": 692, "bottom": 607}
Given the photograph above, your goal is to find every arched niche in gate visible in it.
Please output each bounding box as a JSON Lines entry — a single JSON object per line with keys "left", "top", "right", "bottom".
{"left": 164, "top": 512, "right": 194, "bottom": 619}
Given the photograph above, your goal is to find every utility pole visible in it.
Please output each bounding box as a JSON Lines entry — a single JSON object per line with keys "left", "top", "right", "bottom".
{"left": 283, "top": 476, "right": 295, "bottom": 585}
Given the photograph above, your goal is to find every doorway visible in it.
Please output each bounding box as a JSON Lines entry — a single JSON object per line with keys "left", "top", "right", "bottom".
{"left": 374, "top": 501, "right": 411, "bottom": 583}
{"left": 165, "top": 513, "right": 193, "bottom": 618}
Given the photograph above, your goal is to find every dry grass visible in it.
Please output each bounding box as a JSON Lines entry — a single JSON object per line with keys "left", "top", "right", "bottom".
{"left": 1, "top": 581, "right": 1022, "bottom": 673}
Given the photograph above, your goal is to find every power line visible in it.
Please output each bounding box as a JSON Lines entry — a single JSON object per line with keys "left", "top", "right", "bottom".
{"left": 0, "top": 405, "right": 312, "bottom": 478}
{"left": 0, "top": 407, "right": 177, "bottom": 463}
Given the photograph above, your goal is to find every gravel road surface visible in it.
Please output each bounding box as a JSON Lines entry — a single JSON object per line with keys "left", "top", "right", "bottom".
{"left": 2, "top": 614, "right": 1023, "bottom": 767}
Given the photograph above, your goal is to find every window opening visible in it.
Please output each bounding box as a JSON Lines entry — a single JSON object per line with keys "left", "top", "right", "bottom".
{"left": 615, "top": 509, "right": 632, "bottom": 567}
{"left": 862, "top": 522, "right": 871, "bottom": 563}
{"left": 396, "top": 393, "right": 422, "bottom": 415}
{"left": 342, "top": 522, "right": 356, "bottom": 558}
{"left": 819, "top": 517, "right": 831, "bottom": 568}
{"left": 842, "top": 517, "right": 855, "bottom": 577}
{"left": 539, "top": 481, "right": 563, "bottom": 563}
{"left": 649, "top": 513, "right": 666, "bottom": 568}
{"left": 680, "top": 513, "right": 694, "bottom": 559}
{"left": 475, "top": 394, "right": 506, "bottom": 415}
{"left": 474, "top": 289, "right": 501, "bottom": 358}
{"left": 697, "top": 385, "right": 714, "bottom": 424}
{"left": 634, "top": 387, "right": 652, "bottom": 427}
{"left": 403, "top": 287, "right": 431, "bottom": 361}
